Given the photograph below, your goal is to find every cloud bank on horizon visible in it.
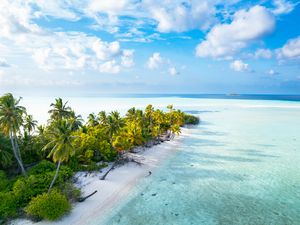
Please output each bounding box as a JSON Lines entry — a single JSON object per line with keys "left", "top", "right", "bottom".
{"left": 0, "top": 0, "right": 299, "bottom": 94}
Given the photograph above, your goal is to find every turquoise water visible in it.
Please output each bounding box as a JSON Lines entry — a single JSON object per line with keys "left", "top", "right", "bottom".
{"left": 97, "top": 100, "right": 300, "bottom": 225}
{"left": 21, "top": 97, "right": 300, "bottom": 224}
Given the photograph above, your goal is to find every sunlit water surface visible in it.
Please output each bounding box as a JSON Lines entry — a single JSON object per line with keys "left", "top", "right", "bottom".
{"left": 23, "top": 97, "right": 300, "bottom": 225}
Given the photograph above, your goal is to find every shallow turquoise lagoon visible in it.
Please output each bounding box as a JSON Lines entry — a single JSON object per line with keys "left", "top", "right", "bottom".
{"left": 98, "top": 100, "right": 300, "bottom": 225}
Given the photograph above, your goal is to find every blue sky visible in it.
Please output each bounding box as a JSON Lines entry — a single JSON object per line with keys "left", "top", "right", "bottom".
{"left": 0, "top": 0, "right": 300, "bottom": 96}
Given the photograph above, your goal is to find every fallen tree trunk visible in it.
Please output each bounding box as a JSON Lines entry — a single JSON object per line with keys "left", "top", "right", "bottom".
{"left": 78, "top": 190, "right": 97, "bottom": 202}
{"left": 100, "top": 162, "right": 116, "bottom": 180}
{"left": 100, "top": 153, "right": 144, "bottom": 180}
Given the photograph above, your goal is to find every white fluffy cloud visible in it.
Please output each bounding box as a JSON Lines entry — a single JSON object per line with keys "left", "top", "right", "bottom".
{"left": 168, "top": 67, "right": 178, "bottom": 76}
{"left": 92, "top": 40, "right": 121, "bottom": 61}
{"left": 0, "top": 0, "right": 134, "bottom": 74}
{"left": 254, "top": 48, "right": 273, "bottom": 59}
{"left": 99, "top": 60, "right": 120, "bottom": 74}
{"left": 267, "top": 69, "right": 279, "bottom": 75}
{"left": 147, "top": 52, "right": 164, "bottom": 69}
{"left": 196, "top": 6, "right": 275, "bottom": 59}
{"left": 87, "top": 0, "right": 129, "bottom": 15}
{"left": 0, "top": 58, "right": 10, "bottom": 67}
{"left": 121, "top": 50, "right": 134, "bottom": 67}
{"left": 27, "top": 33, "right": 132, "bottom": 73}
{"left": 230, "top": 60, "right": 249, "bottom": 72}
{"left": 146, "top": 0, "right": 216, "bottom": 33}
{"left": 147, "top": 52, "right": 179, "bottom": 75}
{"left": 6, "top": 0, "right": 221, "bottom": 35}
{"left": 84, "top": 0, "right": 218, "bottom": 33}
{"left": 276, "top": 36, "right": 300, "bottom": 60}
{"left": 272, "top": 0, "right": 294, "bottom": 15}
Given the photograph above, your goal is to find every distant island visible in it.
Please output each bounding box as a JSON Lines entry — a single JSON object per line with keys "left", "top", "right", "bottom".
{"left": 226, "top": 93, "right": 240, "bottom": 96}
{"left": 0, "top": 93, "right": 199, "bottom": 224}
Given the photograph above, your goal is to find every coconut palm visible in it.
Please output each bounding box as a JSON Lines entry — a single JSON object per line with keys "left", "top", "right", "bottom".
{"left": 0, "top": 93, "right": 27, "bottom": 176}
{"left": 87, "top": 113, "right": 98, "bottom": 127}
{"left": 24, "top": 114, "right": 38, "bottom": 135}
{"left": 48, "top": 98, "right": 72, "bottom": 121}
{"left": 144, "top": 104, "right": 154, "bottom": 138}
{"left": 152, "top": 109, "right": 165, "bottom": 137}
{"left": 167, "top": 104, "right": 174, "bottom": 112}
{"left": 98, "top": 111, "right": 108, "bottom": 125}
{"left": 43, "top": 119, "right": 76, "bottom": 193}
{"left": 126, "top": 107, "right": 143, "bottom": 123}
{"left": 107, "top": 111, "right": 124, "bottom": 139}
{"left": 69, "top": 110, "right": 83, "bottom": 131}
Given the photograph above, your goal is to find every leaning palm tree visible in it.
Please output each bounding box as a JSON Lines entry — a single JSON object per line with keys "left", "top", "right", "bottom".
{"left": 0, "top": 93, "right": 27, "bottom": 176}
{"left": 43, "top": 119, "right": 76, "bottom": 193}
{"left": 48, "top": 98, "right": 72, "bottom": 121}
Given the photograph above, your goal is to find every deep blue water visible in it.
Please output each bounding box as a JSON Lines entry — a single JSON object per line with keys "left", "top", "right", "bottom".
{"left": 87, "top": 94, "right": 300, "bottom": 102}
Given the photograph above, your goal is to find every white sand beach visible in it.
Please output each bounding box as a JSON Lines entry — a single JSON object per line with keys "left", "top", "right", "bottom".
{"left": 10, "top": 128, "right": 189, "bottom": 225}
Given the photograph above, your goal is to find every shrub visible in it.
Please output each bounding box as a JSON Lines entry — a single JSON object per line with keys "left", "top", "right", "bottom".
{"left": 13, "top": 166, "right": 73, "bottom": 206}
{"left": 29, "top": 160, "right": 56, "bottom": 175}
{"left": 0, "top": 170, "right": 9, "bottom": 191}
{"left": 25, "top": 190, "right": 71, "bottom": 221}
{"left": 98, "top": 140, "right": 116, "bottom": 161}
{"left": 184, "top": 114, "right": 200, "bottom": 125}
{"left": 0, "top": 192, "right": 18, "bottom": 219}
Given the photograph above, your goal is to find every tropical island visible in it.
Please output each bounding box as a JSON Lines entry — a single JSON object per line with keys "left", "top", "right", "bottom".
{"left": 0, "top": 93, "right": 199, "bottom": 224}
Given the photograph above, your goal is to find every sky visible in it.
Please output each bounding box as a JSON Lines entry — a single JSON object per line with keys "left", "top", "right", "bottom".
{"left": 0, "top": 0, "right": 300, "bottom": 96}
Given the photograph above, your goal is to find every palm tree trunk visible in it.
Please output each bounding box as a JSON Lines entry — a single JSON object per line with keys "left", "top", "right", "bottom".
{"left": 9, "top": 131, "right": 27, "bottom": 176}
{"left": 13, "top": 135, "right": 23, "bottom": 165}
{"left": 48, "top": 160, "right": 61, "bottom": 193}
{"left": 100, "top": 160, "right": 117, "bottom": 180}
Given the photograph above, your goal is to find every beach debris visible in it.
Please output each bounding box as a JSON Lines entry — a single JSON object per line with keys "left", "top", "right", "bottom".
{"left": 146, "top": 171, "right": 152, "bottom": 177}
{"left": 100, "top": 152, "right": 144, "bottom": 180}
{"left": 78, "top": 190, "right": 98, "bottom": 202}
{"left": 151, "top": 193, "right": 157, "bottom": 196}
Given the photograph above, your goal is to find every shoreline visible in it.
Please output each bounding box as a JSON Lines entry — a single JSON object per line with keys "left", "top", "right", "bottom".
{"left": 11, "top": 128, "right": 190, "bottom": 225}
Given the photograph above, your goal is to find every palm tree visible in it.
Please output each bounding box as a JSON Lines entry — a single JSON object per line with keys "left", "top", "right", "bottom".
{"left": 0, "top": 93, "right": 27, "bottom": 176}
{"left": 167, "top": 104, "right": 174, "bottom": 112}
{"left": 107, "top": 111, "right": 124, "bottom": 140}
{"left": 43, "top": 119, "right": 76, "bottom": 193}
{"left": 152, "top": 109, "right": 165, "bottom": 137}
{"left": 37, "top": 125, "right": 46, "bottom": 136}
{"left": 69, "top": 110, "right": 83, "bottom": 131}
{"left": 48, "top": 98, "right": 72, "bottom": 121}
{"left": 24, "top": 114, "right": 38, "bottom": 135}
{"left": 87, "top": 113, "right": 98, "bottom": 127}
{"left": 98, "top": 111, "right": 108, "bottom": 125}
{"left": 145, "top": 104, "right": 154, "bottom": 137}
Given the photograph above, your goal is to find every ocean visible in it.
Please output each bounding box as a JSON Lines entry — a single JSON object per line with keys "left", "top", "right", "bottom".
{"left": 20, "top": 95, "right": 300, "bottom": 225}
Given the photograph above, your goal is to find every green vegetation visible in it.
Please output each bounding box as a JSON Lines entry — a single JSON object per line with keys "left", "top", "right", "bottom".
{"left": 25, "top": 189, "right": 71, "bottom": 221}
{"left": 0, "top": 93, "right": 199, "bottom": 222}
{"left": 184, "top": 114, "right": 200, "bottom": 125}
